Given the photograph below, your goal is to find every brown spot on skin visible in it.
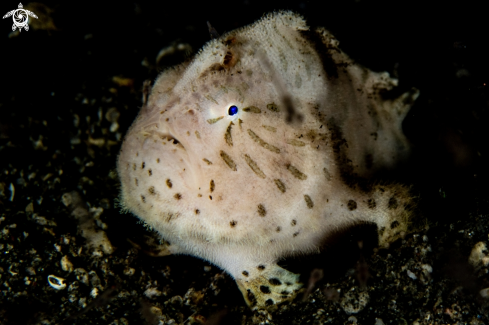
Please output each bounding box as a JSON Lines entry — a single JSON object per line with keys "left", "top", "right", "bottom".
{"left": 166, "top": 179, "right": 173, "bottom": 188}
{"left": 195, "top": 209, "right": 200, "bottom": 215}
{"left": 242, "top": 271, "right": 249, "bottom": 277}
{"left": 210, "top": 180, "right": 215, "bottom": 192}
{"left": 304, "top": 195, "right": 314, "bottom": 208}
{"left": 388, "top": 197, "right": 398, "bottom": 210}
{"left": 156, "top": 158, "right": 160, "bottom": 163}
{"left": 203, "top": 158, "right": 212, "bottom": 165}
{"left": 174, "top": 193, "right": 182, "bottom": 200}
{"left": 225, "top": 121, "right": 234, "bottom": 146}
{"left": 247, "top": 129, "right": 280, "bottom": 153}
{"left": 148, "top": 186, "right": 156, "bottom": 195}
{"left": 132, "top": 163, "right": 136, "bottom": 170}
{"left": 257, "top": 265, "right": 265, "bottom": 271}
{"left": 269, "top": 278, "right": 282, "bottom": 285}
{"left": 141, "top": 195, "right": 146, "bottom": 203}
{"left": 148, "top": 169, "right": 152, "bottom": 176}
{"left": 291, "top": 219, "right": 297, "bottom": 226}
{"left": 141, "top": 162, "right": 145, "bottom": 169}
{"left": 367, "top": 199, "right": 376, "bottom": 209}
{"left": 287, "top": 164, "right": 307, "bottom": 180}
{"left": 274, "top": 179, "right": 286, "bottom": 193}
{"left": 230, "top": 220, "right": 237, "bottom": 227}
{"left": 195, "top": 131, "right": 201, "bottom": 139}
{"left": 247, "top": 290, "right": 256, "bottom": 306}
{"left": 135, "top": 178, "right": 138, "bottom": 186}
{"left": 260, "top": 286, "right": 271, "bottom": 294}
{"left": 276, "top": 226, "right": 281, "bottom": 232}
{"left": 267, "top": 103, "right": 279, "bottom": 112}
{"left": 347, "top": 200, "right": 357, "bottom": 210}
{"left": 244, "top": 154, "right": 266, "bottom": 179}
{"left": 391, "top": 220, "right": 400, "bottom": 229}
{"left": 243, "top": 106, "right": 261, "bottom": 113}
{"left": 293, "top": 232, "right": 299, "bottom": 237}
{"left": 223, "top": 51, "right": 234, "bottom": 66}
{"left": 258, "top": 204, "right": 266, "bottom": 217}
{"left": 220, "top": 150, "right": 237, "bottom": 171}
{"left": 198, "top": 194, "right": 202, "bottom": 197}
{"left": 209, "top": 195, "right": 213, "bottom": 200}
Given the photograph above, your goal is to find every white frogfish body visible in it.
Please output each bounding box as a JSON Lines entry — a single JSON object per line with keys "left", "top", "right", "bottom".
{"left": 117, "top": 11, "right": 420, "bottom": 308}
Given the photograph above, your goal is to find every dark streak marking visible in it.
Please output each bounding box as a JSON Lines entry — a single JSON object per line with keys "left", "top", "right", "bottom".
{"left": 207, "top": 116, "right": 224, "bottom": 124}
{"left": 274, "top": 179, "right": 286, "bottom": 193}
{"left": 203, "top": 158, "right": 212, "bottom": 165}
{"left": 141, "top": 162, "right": 145, "bottom": 169}
{"left": 286, "top": 164, "right": 307, "bottom": 180}
{"left": 135, "top": 178, "right": 138, "bottom": 186}
{"left": 225, "top": 121, "right": 234, "bottom": 146}
{"left": 247, "top": 129, "right": 280, "bottom": 153}
{"left": 220, "top": 150, "right": 237, "bottom": 171}
{"left": 286, "top": 139, "right": 305, "bottom": 147}
{"left": 244, "top": 154, "right": 266, "bottom": 179}
{"left": 304, "top": 195, "right": 314, "bottom": 208}
{"left": 243, "top": 106, "right": 261, "bottom": 113}
{"left": 262, "top": 125, "right": 277, "bottom": 132}
{"left": 210, "top": 180, "right": 215, "bottom": 192}
{"left": 258, "top": 204, "right": 266, "bottom": 217}
{"left": 323, "top": 167, "right": 332, "bottom": 180}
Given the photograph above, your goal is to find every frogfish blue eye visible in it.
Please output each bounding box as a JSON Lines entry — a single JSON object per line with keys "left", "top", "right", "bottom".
{"left": 228, "top": 105, "right": 238, "bottom": 116}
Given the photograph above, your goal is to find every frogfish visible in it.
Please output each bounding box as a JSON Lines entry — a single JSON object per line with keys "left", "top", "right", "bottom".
{"left": 117, "top": 11, "right": 420, "bottom": 309}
